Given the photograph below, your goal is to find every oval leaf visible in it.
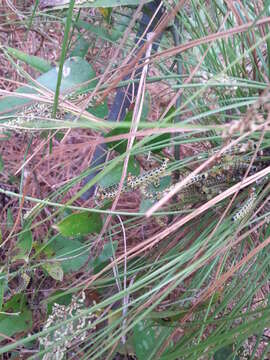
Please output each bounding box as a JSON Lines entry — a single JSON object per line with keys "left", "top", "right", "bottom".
{"left": 55, "top": 211, "right": 103, "bottom": 236}
{"left": 105, "top": 111, "right": 133, "bottom": 154}
{"left": 0, "top": 295, "right": 32, "bottom": 341}
{"left": 0, "top": 57, "right": 96, "bottom": 114}
{"left": 49, "top": 235, "right": 89, "bottom": 273}
{"left": 133, "top": 320, "right": 173, "bottom": 360}
{"left": 93, "top": 241, "right": 118, "bottom": 273}
{"left": 214, "top": 344, "right": 235, "bottom": 360}
{"left": 12, "top": 227, "right": 33, "bottom": 263}
{"left": 42, "top": 262, "right": 64, "bottom": 281}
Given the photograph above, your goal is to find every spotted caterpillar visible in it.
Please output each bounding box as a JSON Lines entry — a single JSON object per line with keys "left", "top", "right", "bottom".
{"left": 232, "top": 189, "right": 256, "bottom": 223}
{"left": 202, "top": 159, "right": 259, "bottom": 186}
{"left": 139, "top": 154, "right": 262, "bottom": 202}
{"left": 200, "top": 161, "right": 256, "bottom": 197}
{"left": 95, "top": 159, "right": 169, "bottom": 202}
{"left": 223, "top": 160, "right": 259, "bottom": 174}
{"left": 19, "top": 102, "right": 66, "bottom": 120}
{"left": 198, "top": 141, "right": 264, "bottom": 165}
{"left": 140, "top": 171, "right": 209, "bottom": 201}
{"left": 140, "top": 158, "right": 259, "bottom": 202}
{"left": 185, "top": 172, "right": 208, "bottom": 187}
{"left": 140, "top": 183, "right": 175, "bottom": 200}
{"left": 127, "top": 158, "right": 169, "bottom": 189}
{"left": 209, "top": 140, "right": 259, "bottom": 157}
{"left": 8, "top": 102, "right": 67, "bottom": 129}
{"left": 95, "top": 183, "right": 129, "bottom": 202}
{"left": 16, "top": 272, "right": 31, "bottom": 293}
{"left": 4, "top": 271, "right": 31, "bottom": 301}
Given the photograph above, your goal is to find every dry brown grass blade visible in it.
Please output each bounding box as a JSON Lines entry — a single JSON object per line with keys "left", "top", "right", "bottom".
{"left": 95, "top": 126, "right": 220, "bottom": 144}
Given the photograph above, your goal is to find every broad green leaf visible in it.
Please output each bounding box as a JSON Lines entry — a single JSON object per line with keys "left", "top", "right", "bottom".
{"left": 70, "top": 36, "right": 90, "bottom": 58}
{"left": 12, "top": 227, "right": 33, "bottom": 262}
{"left": 0, "top": 57, "right": 96, "bottom": 114}
{"left": 99, "top": 156, "right": 140, "bottom": 188}
{"left": 133, "top": 320, "right": 173, "bottom": 360}
{"left": 88, "top": 100, "right": 108, "bottom": 118}
{"left": 105, "top": 92, "right": 150, "bottom": 154}
{"left": 97, "top": 241, "right": 118, "bottom": 262}
{"left": 5, "top": 46, "right": 52, "bottom": 73}
{"left": 133, "top": 320, "right": 157, "bottom": 359}
{"left": 93, "top": 241, "right": 118, "bottom": 273}
{"left": 54, "top": 211, "right": 103, "bottom": 236}
{"left": 0, "top": 294, "right": 32, "bottom": 340}
{"left": 42, "top": 262, "right": 64, "bottom": 281}
{"left": 213, "top": 344, "right": 235, "bottom": 360}
{"left": 37, "top": 56, "right": 97, "bottom": 91}
{"left": 147, "top": 106, "right": 175, "bottom": 153}
{"left": 49, "top": 235, "right": 88, "bottom": 273}
{"left": 147, "top": 132, "right": 172, "bottom": 154}
{"left": 105, "top": 111, "right": 133, "bottom": 154}
{"left": 6, "top": 208, "right": 14, "bottom": 229}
